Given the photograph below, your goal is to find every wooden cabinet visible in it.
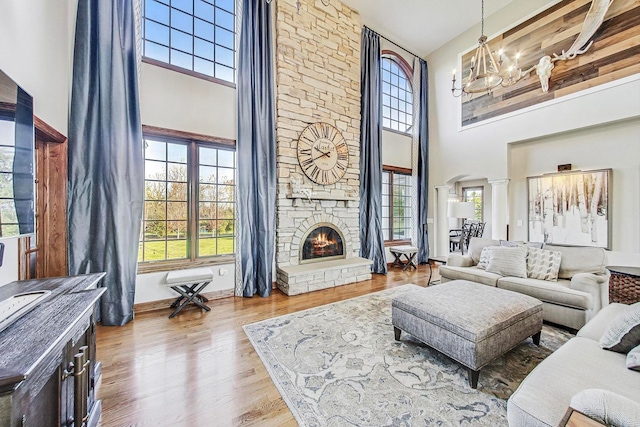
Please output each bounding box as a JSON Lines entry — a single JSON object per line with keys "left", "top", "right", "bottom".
{"left": 0, "top": 274, "right": 105, "bottom": 426}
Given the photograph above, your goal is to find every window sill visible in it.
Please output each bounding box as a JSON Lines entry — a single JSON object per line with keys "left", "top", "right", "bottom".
{"left": 384, "top": 240, "right": 412, "bottom": 248}
{"left": 142, "top": 57, "right": 236, "bottom": 89}
{"left": 137, "top": 254, "right": 235, "bottom": 275}
{"left": 382, "top": 127, "right": 412, "bottom": 138}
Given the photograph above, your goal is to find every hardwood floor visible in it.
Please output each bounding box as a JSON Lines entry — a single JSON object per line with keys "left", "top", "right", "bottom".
{"left": 96, "top": 264, "right": 438, "bottom": 426}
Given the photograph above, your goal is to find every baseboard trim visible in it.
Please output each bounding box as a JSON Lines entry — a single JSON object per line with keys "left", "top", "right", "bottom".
{"left": 134, "top": 288, "right": 235, "bottom": 314}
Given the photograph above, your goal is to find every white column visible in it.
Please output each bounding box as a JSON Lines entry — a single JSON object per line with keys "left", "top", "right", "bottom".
{"left": 489, "top": 179, "right": 510, "bottom": 241}
{"left": 435, "top": 185, "right": 451, "bottom": 256}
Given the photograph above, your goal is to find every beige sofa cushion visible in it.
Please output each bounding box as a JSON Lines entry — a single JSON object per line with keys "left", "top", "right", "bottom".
{"left": 439, "top": 265, "right": 501, "bottom": 287}
{"left": 578, "top": 303, "right": 629, "bottom": 341}
{"left": 497, "top": 277, "right": 592, "bottom": 310}
{"left": 507, "top": 337, "right": 634, "bottom": 427}
{"left": 467, "top": 237, "right": 500, "bottom": 264}
{"left": 543, "top": 244, "right": 606, "bottom": 279}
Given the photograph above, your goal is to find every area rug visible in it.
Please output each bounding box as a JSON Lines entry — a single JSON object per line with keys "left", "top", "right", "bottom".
{"left": 244, "top": 284, "right": 573, "bottom": 426}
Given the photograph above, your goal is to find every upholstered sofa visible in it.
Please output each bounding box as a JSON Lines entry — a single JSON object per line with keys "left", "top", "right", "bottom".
{"left": 507, "top": 303, "right": 640, "bottom": 426}
{"left": 439, "top": 238, "right": 610, "bottom": 330}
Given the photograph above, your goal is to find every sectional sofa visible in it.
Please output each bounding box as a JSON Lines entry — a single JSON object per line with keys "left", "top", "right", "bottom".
{"left": 508, "top": 302, "right": 640, "bottom": 426}
{"left": 439, "top": 238, "right": 610, "bottom": 330}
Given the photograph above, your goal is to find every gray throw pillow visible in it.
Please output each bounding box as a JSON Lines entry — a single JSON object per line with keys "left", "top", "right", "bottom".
{"left": 499, "top": 240, "right": 543, "bottom": 249}
{"left": 600, "top": 302, "right": 640, "bottom": 353}
{"left": 486, "top": 246, "right": 527, "bottom": 278}
{"left": 526, "top": 247, "right": 562, "bottom": 281}
{"left": 569, "top": 389, "right": 640, "bottom": 427}
{"left": 476, "top": 246, "right": 494, "bottom": 270}
{"left": 627, "top": 344, "right": 640, "bottom": 372}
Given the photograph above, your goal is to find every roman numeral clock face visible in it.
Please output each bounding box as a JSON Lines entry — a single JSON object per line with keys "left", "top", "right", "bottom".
{"left": 297, "top": 122, "right": 349, "bottom": 185}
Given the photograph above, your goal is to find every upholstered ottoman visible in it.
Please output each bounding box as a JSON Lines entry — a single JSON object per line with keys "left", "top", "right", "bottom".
{"left": 392, "top": 280, "right": 543, "bottom": 388}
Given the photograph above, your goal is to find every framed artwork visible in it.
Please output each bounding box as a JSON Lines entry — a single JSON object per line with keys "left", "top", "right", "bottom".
{"left": 527, "top": 169, "right": 611, "bottom": 249}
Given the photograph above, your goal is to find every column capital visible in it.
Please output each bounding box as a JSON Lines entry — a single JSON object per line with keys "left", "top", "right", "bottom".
{"left": 489, "top": 178, "right": 510, "bottom": 186}
{"left": 434, "top": 185, "right": 451, "bottom": 190}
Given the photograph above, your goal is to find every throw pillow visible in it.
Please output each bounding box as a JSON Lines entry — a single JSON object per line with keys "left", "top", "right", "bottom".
{"left": 499, "top": 240, "right": 523, "bottom": 247}
{"left": 486, "top": 246, "right": 527, "bottom": 278}
{"left": 569, "top": 389, "right": 640, "bottom": 427}
{"left": 476, "top": 246, "right": 494, "bottom": 270}
{"left": 499, "top": 240, "right": 543, "bottom": 249}
{"left": 600, "top": 302, "right": 640, "bottom": 353}
{"left": 627, "top": 344, "right": 640, "bottom": 372}
{"left": 526, "top": 247, "right": 562, "bottom": 281}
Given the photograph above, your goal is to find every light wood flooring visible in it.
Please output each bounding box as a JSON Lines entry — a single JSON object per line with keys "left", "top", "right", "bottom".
{"left": 96, "top": 264, "right": 439, "bottom": 426}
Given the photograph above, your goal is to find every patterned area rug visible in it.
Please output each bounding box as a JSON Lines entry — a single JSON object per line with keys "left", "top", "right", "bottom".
{"left": 244, "top": 285, "right": 573, "bottom": 426}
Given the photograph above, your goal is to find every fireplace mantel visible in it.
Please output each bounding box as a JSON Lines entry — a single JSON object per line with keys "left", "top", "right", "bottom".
{"left": 287, "top": 192, "right": 358, "bottom": 201}
{"left": 287, "top": 192, "right": 359, "bottom": 203}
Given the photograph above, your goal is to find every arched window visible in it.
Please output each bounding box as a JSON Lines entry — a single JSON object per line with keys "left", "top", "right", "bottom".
{"left": 381, "top": 52, "right": 413, "bottom": 134}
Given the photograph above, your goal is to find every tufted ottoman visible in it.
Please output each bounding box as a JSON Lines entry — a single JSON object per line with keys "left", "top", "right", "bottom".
{"left": 392, "top": 280, "right": 543, "bottom": 388}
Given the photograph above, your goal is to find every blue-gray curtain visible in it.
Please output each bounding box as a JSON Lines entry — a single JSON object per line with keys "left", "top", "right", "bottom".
{"left": 359, "top": 28, "right": 387, "bottom": 275}
{"left": 237, "top": 0, "right": 276, "bottom": 297}
{"left": 417, "top": 59, "right": 430, "bottom": 264}
{"left": 14, "top": 87, "right": 35, "bottom": 235}
{"left": 68, "top": 0, "right": 143, "bottom": 326}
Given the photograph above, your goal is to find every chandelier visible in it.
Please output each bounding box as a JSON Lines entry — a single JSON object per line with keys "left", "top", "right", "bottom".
{"left": 451, "top": 0, "right": 503, "bottom": 97}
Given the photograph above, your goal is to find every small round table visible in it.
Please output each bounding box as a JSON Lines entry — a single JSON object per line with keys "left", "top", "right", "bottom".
{"left": 606, "top": 266, "right": 640, "bottom": 305}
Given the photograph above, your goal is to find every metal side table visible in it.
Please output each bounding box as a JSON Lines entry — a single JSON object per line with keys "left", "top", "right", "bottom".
{"left": 427, "top": 255, "right": 448, "bottom": 285}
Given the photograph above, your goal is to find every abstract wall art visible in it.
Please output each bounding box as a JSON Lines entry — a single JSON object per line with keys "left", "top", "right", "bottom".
{"left": 528, "top": 169, "right": 611, "bottom": 249}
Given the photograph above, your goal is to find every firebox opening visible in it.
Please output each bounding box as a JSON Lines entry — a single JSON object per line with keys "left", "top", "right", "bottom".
{"left": 300, "top": 223, "right": 346, "bottom": 264}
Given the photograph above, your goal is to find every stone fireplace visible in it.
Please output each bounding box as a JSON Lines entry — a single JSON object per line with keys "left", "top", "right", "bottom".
{"left": 300, "top": 223, "right": 345, "bottom": 264}
{"left": 273, "top": 1, "right": 372, "bottom": 296}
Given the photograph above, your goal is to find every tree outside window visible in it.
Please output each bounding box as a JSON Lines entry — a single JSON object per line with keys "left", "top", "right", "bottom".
{"left": 382, "top": 167, "right": 412, "bottom": 243}
{"left": 140, "top": 133, "right": 235, "bottom": 265}
{"left": 463, "top": 187, "right": 483, "bottom": 221}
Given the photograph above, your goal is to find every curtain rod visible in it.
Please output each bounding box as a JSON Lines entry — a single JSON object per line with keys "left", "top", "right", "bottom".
{"left": 363, "top": 25, "right": 424, "bottom": 61}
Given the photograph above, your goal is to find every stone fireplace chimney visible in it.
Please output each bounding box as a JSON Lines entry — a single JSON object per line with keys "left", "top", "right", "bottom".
{"left": 273, "top": 0, "right": 372, "bottom": 295}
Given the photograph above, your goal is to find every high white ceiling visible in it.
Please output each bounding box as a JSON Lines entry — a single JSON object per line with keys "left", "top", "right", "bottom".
{"left": 340, "top": 0, "right": 515, "bottom": 58}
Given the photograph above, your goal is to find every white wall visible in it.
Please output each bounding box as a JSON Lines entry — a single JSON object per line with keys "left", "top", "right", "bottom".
{"left": 0, "top": 238, "right": 19, "bottom": 287}
{"left": 509, "top": 118, "right": 640, "bottom": 265}
{"left": 135, "top": 264, "right": 237, "bottom": 304}
{"left": 135, "top": 63, "right": 238, "bottom": 303}
{"left": 0, "top": 0, "right": 74, "bottom": 135}
{"left": 426, "top": 0, "right": 640, "bottom": 261}
{"left": 0, "top": 0, "right": 76, "bottom": 284}
{"left": 139, "top": 63, "right": 237, "bottom": 140}
{"left": 382, "top": 129, "right": 412, "bottom": 168}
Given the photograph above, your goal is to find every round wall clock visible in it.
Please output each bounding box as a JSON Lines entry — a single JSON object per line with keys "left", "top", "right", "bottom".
{"left": 297, "top": 122, "right": 349, "bottom": 185}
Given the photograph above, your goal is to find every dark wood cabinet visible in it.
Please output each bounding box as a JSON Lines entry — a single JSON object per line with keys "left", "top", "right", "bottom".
{"left": 0, "top": 274, "right": 105, "bottom": 427}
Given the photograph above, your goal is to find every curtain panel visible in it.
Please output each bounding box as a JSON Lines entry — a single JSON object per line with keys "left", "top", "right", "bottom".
{"left": 236, "top": 0, "right": 277, "bottom": 297}
{"left": 417, "top": 59, "right": 430, "bottom": 264}
{"left": 68, "top": 0, "right": 143, "bottom": 326}
{"left": 359, "top": 28, "right": 387, "bottom": 275}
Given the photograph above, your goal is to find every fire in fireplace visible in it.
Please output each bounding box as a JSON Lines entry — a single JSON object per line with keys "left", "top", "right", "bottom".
{"left": 300, "top": 223, "right": 345, "bottom": 264}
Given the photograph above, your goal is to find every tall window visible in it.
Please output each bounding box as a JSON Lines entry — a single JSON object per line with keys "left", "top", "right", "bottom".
{"left": 463, "top": 187, "right": 483, "bottom": 221}
{"left": 140, "top": 132, "right": 236, "bottom": 265}
{"left": 382, "top": 167, "right": 412, "bottom": 243}
{"left": 381, "top": 55, "right": 413, "bottom": 134}
{"left": 142, "top": 0, "right": 236, "bottom": 83}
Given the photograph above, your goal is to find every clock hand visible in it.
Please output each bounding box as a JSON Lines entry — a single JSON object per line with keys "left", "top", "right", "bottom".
{"left": 312, "top": 152, "right": 331, "bottom": 162}
{"left": 314, "top": 147, "right": 331, "bottom": 158}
